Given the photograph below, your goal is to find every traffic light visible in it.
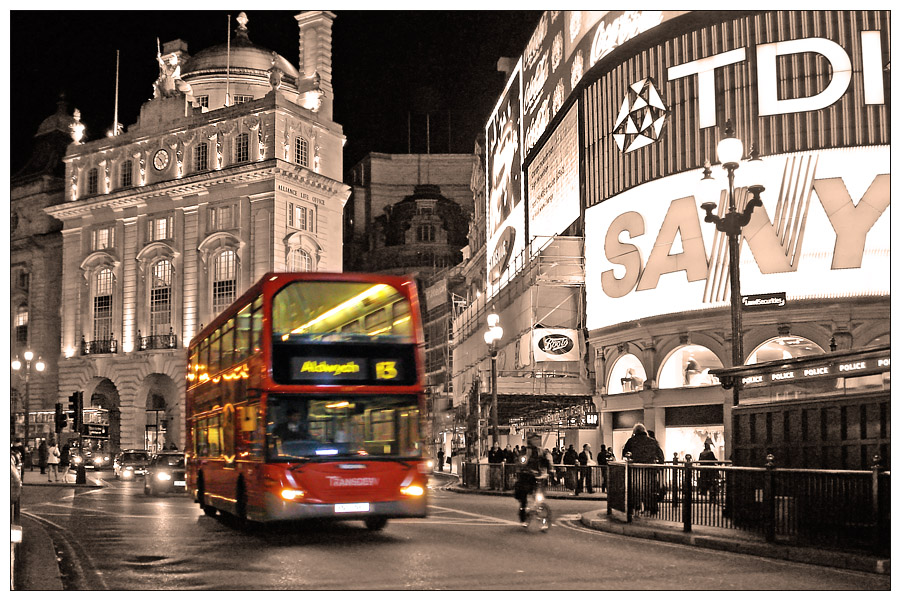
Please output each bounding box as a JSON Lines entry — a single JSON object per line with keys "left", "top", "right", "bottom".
{"left": 67, "top": 391, "right": 83, "bottom": 433}
{"left": 55, "top": 403, "right": 67, "bottom": 431}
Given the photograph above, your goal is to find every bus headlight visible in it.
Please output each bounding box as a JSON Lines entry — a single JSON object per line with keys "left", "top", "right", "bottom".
{"left": 280, "top": 489, "right": 306, "bottom": 501}
{"left": 157, "top": 472, "right": 172, "bottom": 482}
{"left": 400, "top": 484, "right": 425, "bottom": 497}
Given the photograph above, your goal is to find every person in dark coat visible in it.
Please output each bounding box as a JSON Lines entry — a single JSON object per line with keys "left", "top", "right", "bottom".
{"left": 698, "top": 441, "right": 718, "bottom": 496}
{"left": 622, "top": 423, "right": 664, "bottom": 514}
{"left": 598, "top": 444, "right": 610, "bottom": 492}
{"left": 488, "top": 444, "right": 502, "bottom": 464}
{"left": 577, "top": 443, "right": 594, "bottom": 494}
{"left": 38, "top": 440, "right": 49, "bottom": 475}
{"left": 551, "top": 447, "right": 562, "bottom": 465}
{"left": 437, "top": 448, "right": 445, "bottom": 471}
{"left": 563, "top": 444, "right": 579, "bottom": 493}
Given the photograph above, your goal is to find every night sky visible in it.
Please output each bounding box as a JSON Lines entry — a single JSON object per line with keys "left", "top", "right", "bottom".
{"left": 9, "top": 10, "right": 542, "bottom": 175}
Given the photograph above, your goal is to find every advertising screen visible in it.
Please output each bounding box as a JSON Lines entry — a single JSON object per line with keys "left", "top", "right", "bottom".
{"left": 526, "top": 102, "right": 580, "bottom": 240}
{"left": 584, "top": 146, "right": 890, "bottom": 330}
{"left": 486, "top": 60, "right": 524, "bottom": 287}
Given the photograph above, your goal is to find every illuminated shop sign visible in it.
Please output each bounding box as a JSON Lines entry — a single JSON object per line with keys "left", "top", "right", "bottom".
{"left": 486, "top": 60, "right": 525, "bottom": 286}
{"left": 526, "top": 103, "right": 579, "bottom": 240}
{"left": 522, "top": 10, "right": 686, "bottom": 154}
{"left": 533, "top": 328, "right": 581, "bottom": 362}
{"left": 584, "top": 146, "right": 890, "bottom": 330}
{"left": 741, "top": 356, "right": 890, "bottom": 387}
{"left": 742, "top": 293, "right": 786, "bottom": 311}
{"left": 288, "top": 357, "right": 404, "bottom": 383}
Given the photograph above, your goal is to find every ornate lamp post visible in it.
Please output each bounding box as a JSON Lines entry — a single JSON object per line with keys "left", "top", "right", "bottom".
{"left": 12, "top": 350, "right": 46, "bottom": 456}
{"left": 483, "top": 313, "right": 503, "bottom": 446}
{"left": 698, "top": 120, "right": 765, "bottom": 407}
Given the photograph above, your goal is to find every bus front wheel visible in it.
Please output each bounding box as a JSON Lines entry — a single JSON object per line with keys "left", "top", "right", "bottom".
{"left": 364, "top": 516, "right": 387, "bottom": 531}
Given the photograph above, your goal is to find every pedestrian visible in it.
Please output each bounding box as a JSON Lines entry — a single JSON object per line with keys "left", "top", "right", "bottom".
{"left": 598, "top": 444, "right": 609, "bottom": 492}
{"left": 622, "top": 423, "right": 664, "bottom": 514}
{"left": 551, "top": 446, "right": 562, "bottom": 465}
{"left": 563, "top": 444, "right": 579, "bottom": 494}
{"left": 698, "top": 441, "right": 717, "bottom": 496}
{"left": 513, "top": 445, "right": 521, "bottom": 457}
{"left": 47, "top": 439, "right": 61, "bottom": 482}
{"left": 503, "top": 444, "right": 514, "bottom": 463}
{"left": 437, "top": 447, "right": 445, "bottom": 472}
{"left": 488, "top": 443, "right": 502, "bottom": 464}
{"left": 514, "top": 433, "right": 550, "bottom": 527}
{"left": 577, "top": 443, "right": 595, "bottom": 494}
{"left": 38, "top": 440, "right": 49, "bottom": 475}
{"left": 60, "top": 442, "right": 71, "bottom": 482}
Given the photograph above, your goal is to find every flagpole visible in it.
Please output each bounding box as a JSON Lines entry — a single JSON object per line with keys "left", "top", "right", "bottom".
{"left": 225, "top": 14, "right": 231, "bottom": 106}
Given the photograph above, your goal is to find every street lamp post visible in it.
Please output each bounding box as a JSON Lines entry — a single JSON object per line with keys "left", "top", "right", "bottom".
{"left": 11, "top": 350, "right": 46, "bottom": 460}
{"left": 698, "top": 119, "right": 765, "bottom": 407}
{"left": 483, "top": 313, "right": 503, "bottom": 447}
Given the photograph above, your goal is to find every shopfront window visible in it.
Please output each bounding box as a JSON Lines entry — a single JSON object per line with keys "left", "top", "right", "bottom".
{"left": 747, "top": 336, "right": 824, "bottom": 364}
{"left": 607, "top": 354, "right": 647, "bottom": 393}
{"left": 658, "top": 345, "right": 722, "bottom": 389}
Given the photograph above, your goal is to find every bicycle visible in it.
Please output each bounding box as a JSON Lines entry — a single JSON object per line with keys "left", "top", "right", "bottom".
{"left": 522, "top": 474, "right": 552, "bottom": 532}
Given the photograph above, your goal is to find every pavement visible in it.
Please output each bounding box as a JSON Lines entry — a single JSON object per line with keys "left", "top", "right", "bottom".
{"left": 434, "top": 470, "right": 891, "bottom": 576}
{"left": 11, "top": 468, "right": 889, "bottom": 590}
{"left": 13, "top": 467, "right": 105, "bottom": 590}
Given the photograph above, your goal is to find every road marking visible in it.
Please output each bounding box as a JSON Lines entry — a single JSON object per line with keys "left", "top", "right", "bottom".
{"left": 427, "top": 504, "right": 519, "bottom": 526}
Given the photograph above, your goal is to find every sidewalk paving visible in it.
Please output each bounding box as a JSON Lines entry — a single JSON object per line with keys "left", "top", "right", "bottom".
{"left": 20, "top": 467, "right": 105, "bottom": 487}
{"left": 434, "top": 471, "right": 890, "bottom": 575}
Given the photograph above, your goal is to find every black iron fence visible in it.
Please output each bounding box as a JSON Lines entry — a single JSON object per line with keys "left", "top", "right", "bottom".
{"left": 81, "top": 336, "right": 118, "bottom": 355}
{"left": 607, "top": 457, "right": 890, "bottom": 556}
{"left": 137, "top": 330, "right": 178, "bottom": 350}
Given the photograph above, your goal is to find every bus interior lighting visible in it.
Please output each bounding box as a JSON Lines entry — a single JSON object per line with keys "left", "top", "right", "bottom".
{"left": 290, "top": 284, "right": 390, "bottom": 334}
{"left": 325, "top": 401, "right": 350, "bottom": 409}
{"left": 315, "top": 448, "right": 339, "bottom": 456}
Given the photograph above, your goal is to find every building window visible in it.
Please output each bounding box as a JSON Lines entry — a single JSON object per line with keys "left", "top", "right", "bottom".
{"left": 87, "top": 168, "right": 99, "bottom": 195}
{"left": 212, "top": 249, "right": 237, "bottom": 315}
{"left": 747, "top": 336, "right": 825, "bottom": 363}
{"left": 607, "top": 354, "right": 647, "bottom": 394}
{"left": 235, "top": 133, "right": 249, "bottom": 163}
{"left": 15, "top": 304, "right": 28, "bottom": 345}
{"left": 149, "top": 259, "right": 173, "bottom": 335}
{"left": 93, "top": 268, "right": 114, "bottom": 341}
{"left": 208, "top": 204, "right": 235, "bottom": 231}
{"left": 288, "top": 203, "right": 312, "bottom": 231}
{"left": 233, "top": 95, "right": 253, "bottom": 104}
{"left": 17, "top": 271, "right": 30, "bottom": 291}
{"left": 147, "top": 215, "right": 174, "bottom": 242}
{"left": 197, "top": 95, "right": 209, "bottom": 108}
{"left": 91, "top": 226, "right": 115, "bottom": 251}
{"left": 120, "top": 160, "right": 133, "bottom": 188}
{"left": 295, "top": 137, "right": 309, "bottom": 167}
{"left": 416, "top": 224, "right": 436, "bottom": 242}
{"left": 658, "top": 345, "right": 723, "bottom": 389}
{"left": 288, "top": 247, "right": 312, "bottom": 272}
{"left": 194, "top": 143, "right": 209, "bottom": 172}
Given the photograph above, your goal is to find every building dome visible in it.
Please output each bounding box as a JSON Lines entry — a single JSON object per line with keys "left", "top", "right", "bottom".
{"left": 181, "top": 13, "right": 299, "bottom": 80}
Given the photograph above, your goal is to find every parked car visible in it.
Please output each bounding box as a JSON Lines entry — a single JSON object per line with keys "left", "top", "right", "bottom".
{"left": 114, "top": 450, "right": 151, "bottom": 480}
{"left": 144, "top": 452, "right": 186, "bottom": 495}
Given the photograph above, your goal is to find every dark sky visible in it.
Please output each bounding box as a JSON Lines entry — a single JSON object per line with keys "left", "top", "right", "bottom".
{"left": 10, "top": 10, "right": 541, "bottom": 174}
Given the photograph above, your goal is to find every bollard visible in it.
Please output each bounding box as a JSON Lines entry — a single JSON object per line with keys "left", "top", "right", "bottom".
{"left": 76, "top": 463, "right": 87, "bottom": 484}
{"left": 764, "top": 453, "right": 776, "bottom": 542}
{"left": 682, "top": 454, "right": 693, "bottom": 532}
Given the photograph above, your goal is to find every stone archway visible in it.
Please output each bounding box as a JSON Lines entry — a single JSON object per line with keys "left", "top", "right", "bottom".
{"left": 85, "top": 378, "right": 122, "bottom": 454}
{"left": 138, "top": 373, "right": 181, "bottom": 452}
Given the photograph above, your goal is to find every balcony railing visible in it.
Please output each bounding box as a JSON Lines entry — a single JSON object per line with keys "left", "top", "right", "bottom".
{"left": 81, "top": 335, "right": 118, "bottom": 355}
{"left": 137, "top": 329, "right": 178, "bottom": 351}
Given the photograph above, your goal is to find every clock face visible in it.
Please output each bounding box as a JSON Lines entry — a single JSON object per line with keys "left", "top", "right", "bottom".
{"left": 153, "top": 149, "right": 170, "bottom": 171}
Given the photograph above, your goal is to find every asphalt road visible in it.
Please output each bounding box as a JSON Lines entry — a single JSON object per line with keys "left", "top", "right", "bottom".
{"left": 19, "top": 474, "right": 890, "bottom": 590}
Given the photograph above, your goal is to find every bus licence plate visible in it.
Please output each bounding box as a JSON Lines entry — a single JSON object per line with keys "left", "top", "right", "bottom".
{"left": 174, "top": 481, "right": 186, "bottom": 487}
{"left": 335, "top": 503, "right": 370, "bottom": 513}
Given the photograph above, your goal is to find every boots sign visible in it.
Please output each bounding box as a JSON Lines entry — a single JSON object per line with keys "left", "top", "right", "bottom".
{"left": 584, "top": 146, "right": 890, "bottom": 330}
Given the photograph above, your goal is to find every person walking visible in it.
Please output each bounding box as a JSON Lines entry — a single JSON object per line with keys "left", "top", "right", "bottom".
{"left": 59, "top": 442, "right": 71, "bottom": 483}
{"left": 38, "top": 440, "right": 49, "bottom": 475}
{"left": 698, "top": 441, "right": 718, "bottom": 496}
{"left": 577, "top": 443, "right": 595, "bottom": 494}
{"left": 437, "top": 447, "right": 445, "bottom": 472}
{"left": 47, "top": 440, "right": 61, "bottom": 482}
{"left": 563, "top": 444, "right": 579, "bottom": 494}
{"left": 598, "top": 444, "right": 609, "bottom": 492}
{"left": 622, "top": 423, "right": 664, "bottom": 514}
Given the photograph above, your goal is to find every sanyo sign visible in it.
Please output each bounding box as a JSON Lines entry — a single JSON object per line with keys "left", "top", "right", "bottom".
{"left": 667, "top": 33, "right": 885, "bottom": 128}
{"left": 584, "top": 146, "right": 890, "bottom": 330}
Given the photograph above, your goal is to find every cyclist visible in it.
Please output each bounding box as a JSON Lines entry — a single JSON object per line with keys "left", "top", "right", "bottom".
{"left": 514, "top": 433, "right": 550, "bottom": 527}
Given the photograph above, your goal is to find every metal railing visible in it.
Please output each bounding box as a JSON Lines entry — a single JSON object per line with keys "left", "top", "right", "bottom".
{"left": 137, "top": 330, "right": 178, "bottom": 350}
{"left": 81, "top": 336, "right": 118, "bottom": 355}
{"left": 462, "top": 462, "right": 610, "bottom": 495}
{"left": 607, "top": 456, "right": 890, "bottom": 556}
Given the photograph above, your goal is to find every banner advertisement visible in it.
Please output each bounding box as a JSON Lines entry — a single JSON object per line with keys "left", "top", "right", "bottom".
{"left": 532, "top": 328, "right": 581, "bottom": 362}
{"left": 527, "top": 103, "right": 580, "bottom": 240}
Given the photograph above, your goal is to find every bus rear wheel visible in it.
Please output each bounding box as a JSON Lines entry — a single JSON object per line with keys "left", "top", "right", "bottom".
{"left": 364, "top": 516, "right": 387, "bottom": 531}
{"left": 198, "top": 476, "right": 216, "bottom": 516}
{"left": 235, "top": 479, "right": 248, "bottom": 522}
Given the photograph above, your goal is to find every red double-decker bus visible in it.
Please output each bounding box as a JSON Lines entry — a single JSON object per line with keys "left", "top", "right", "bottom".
{"left": 186, "top": 272, "right": 429, "bottom": 530}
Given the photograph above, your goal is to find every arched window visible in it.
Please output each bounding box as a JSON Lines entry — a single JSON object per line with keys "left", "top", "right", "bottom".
{"left": 120, "top": 160, "right": 133, "bottom": 188}
{"left": 295, "top": 137, "right": 309, "bottom": 167}
{"left": 212, "top": 249, "right": 237, "bottom": 315}
{"left": 93, "top": 268, "right": 115, "bottom": 341}
{"left": 87, "top": 168, "right": 99, "bottom": 195}
{"left": 150, "top": 259, "right": 173, "bottom": 335}
{"left": 606, "top": 353, "right": 647, "bottom": 394}
{"left": 657, "top": 344, "right": 723, "bottom": 389}
{"left": 747, "top": 336, "right": 825, "bottom": 364}
{"left": 15, "top": 304, "right": 28, "bottom": 345}
{"left": 235, "top": 133, "right": 249, "bottom": 163}
{"left": 288, "top": 247, "right": 312, "bottom": 272}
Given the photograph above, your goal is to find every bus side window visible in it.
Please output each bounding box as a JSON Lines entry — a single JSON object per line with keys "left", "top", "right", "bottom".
{"left": 236, "top": 304, "right": 251, "bottom": 362}
{"left": 221, "top": 319, "right": 235, "bottom": 369}
{"left": 195, "top": 419, "right": 208, "bottom": 457}
{"left": 251, "top": 296, "right": 263, "bottom": 353}
{"left": 209, "top": 330, "right": 221, "bottom": 374}
{"left": 208, "top": 414, "right": 221, "bottom": 456}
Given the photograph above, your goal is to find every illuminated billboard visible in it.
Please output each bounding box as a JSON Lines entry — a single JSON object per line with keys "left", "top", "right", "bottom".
{"left": 526, "top": 102, "right": 579, "bottom": 240}
{"left": 522, "top": 10, "right": 686, "bottom": 155}
{"left": 486, "top": 59, "right": 524, "bottom": 286}
{"left": 584, "top": 146, "right": 890, "bottom": 330}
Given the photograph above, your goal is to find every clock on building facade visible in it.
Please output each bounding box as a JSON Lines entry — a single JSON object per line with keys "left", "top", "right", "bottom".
{"left": 153, "top": 149, "right": 170, "bottom": 171}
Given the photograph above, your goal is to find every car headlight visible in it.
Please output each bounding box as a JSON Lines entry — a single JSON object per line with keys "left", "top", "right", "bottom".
{"left": 157, "top": 472, "right": 172, "bottom": 481}
{"left": 73, "top": 456, "right": 82, "bottom": 464}
{"left": 93, "top": 457, "right": 103, "bottom": 465}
